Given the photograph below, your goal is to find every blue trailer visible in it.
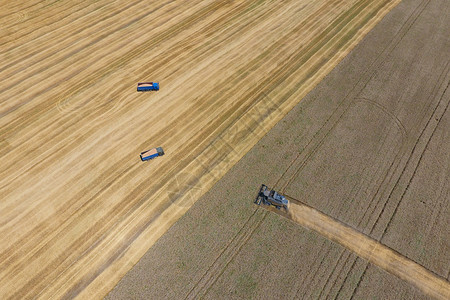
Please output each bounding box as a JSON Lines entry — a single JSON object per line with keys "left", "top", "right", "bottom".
{"left": 137, "top": 82, "right": 159, "bottom": 92}
{"left": 140, "top": 147, "right": 164, "bottom": 161}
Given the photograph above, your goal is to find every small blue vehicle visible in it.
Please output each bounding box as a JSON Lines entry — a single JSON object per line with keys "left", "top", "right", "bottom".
{"left": 137, "top": 82, "right": 159, "bottom": 92}
{"left": 140, "top": 147, "right": 164, "bottom": 161}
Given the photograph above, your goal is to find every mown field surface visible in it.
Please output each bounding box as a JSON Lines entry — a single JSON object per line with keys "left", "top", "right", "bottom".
{"left": 109, "top": 0, "right": 449, "bottom": 299}
{"left": 0, "top": 0, "right": 404, "bottom": 298}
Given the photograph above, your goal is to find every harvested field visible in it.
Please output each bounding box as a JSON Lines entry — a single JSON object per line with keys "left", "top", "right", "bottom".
{"left": 109, "top": 0, "right": 449, "bottom": 299}
{"left": 0, "top": 0, "right": 403, "bottom": 298}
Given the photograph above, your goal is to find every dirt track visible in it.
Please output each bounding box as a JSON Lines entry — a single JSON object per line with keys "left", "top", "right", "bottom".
{"left": 0, "top": 0, "right": 403, "bottom": 298}
{"left": 279, "top": 199, "right": 450, "bottom": 299}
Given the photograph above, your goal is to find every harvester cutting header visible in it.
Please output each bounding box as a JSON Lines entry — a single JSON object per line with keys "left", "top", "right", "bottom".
{"left": 254, "top": 184, "right": 289, "bottom": 212}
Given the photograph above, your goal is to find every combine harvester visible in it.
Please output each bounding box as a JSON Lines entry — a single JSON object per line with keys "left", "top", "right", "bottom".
{"left": 140, "top": 147, "right": 165, "bottom": 161}
{"left": 255, "top": 184, "right": 289, "bottom": 212}
{"left": 137, "top": 82, "right": 159, "bottom": 92}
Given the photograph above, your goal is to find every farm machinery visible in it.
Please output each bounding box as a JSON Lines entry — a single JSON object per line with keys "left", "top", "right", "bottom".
{"left": 140, "top": 147, "right": 165, "bottom": 161}
{"left": 254, "top": 184, "right": 289, "bottom": 212}
{"left": 137, "top": 82, "right": 159, "bottom": 91}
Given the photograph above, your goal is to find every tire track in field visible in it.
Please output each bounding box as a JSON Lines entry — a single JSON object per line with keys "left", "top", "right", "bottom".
{"left": 0, "top": 13, "right": 284, "bottom": 262}
{"left": 0, "top": 0, "right": 188, "bottom": 110}
{"left": 0, "top": 0, "right": 225, "bottom": 180}
{"left": 316, "top": 250, "right": 350, "bottom": 299}
{"left": 163, "top": 0, "right": 402, "bottom": 296}
{"left": 0, "top": 0, "right": 44, "bottom": 20}
{"left": 271, "top": 1, "right": 428, "bottom": 296}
